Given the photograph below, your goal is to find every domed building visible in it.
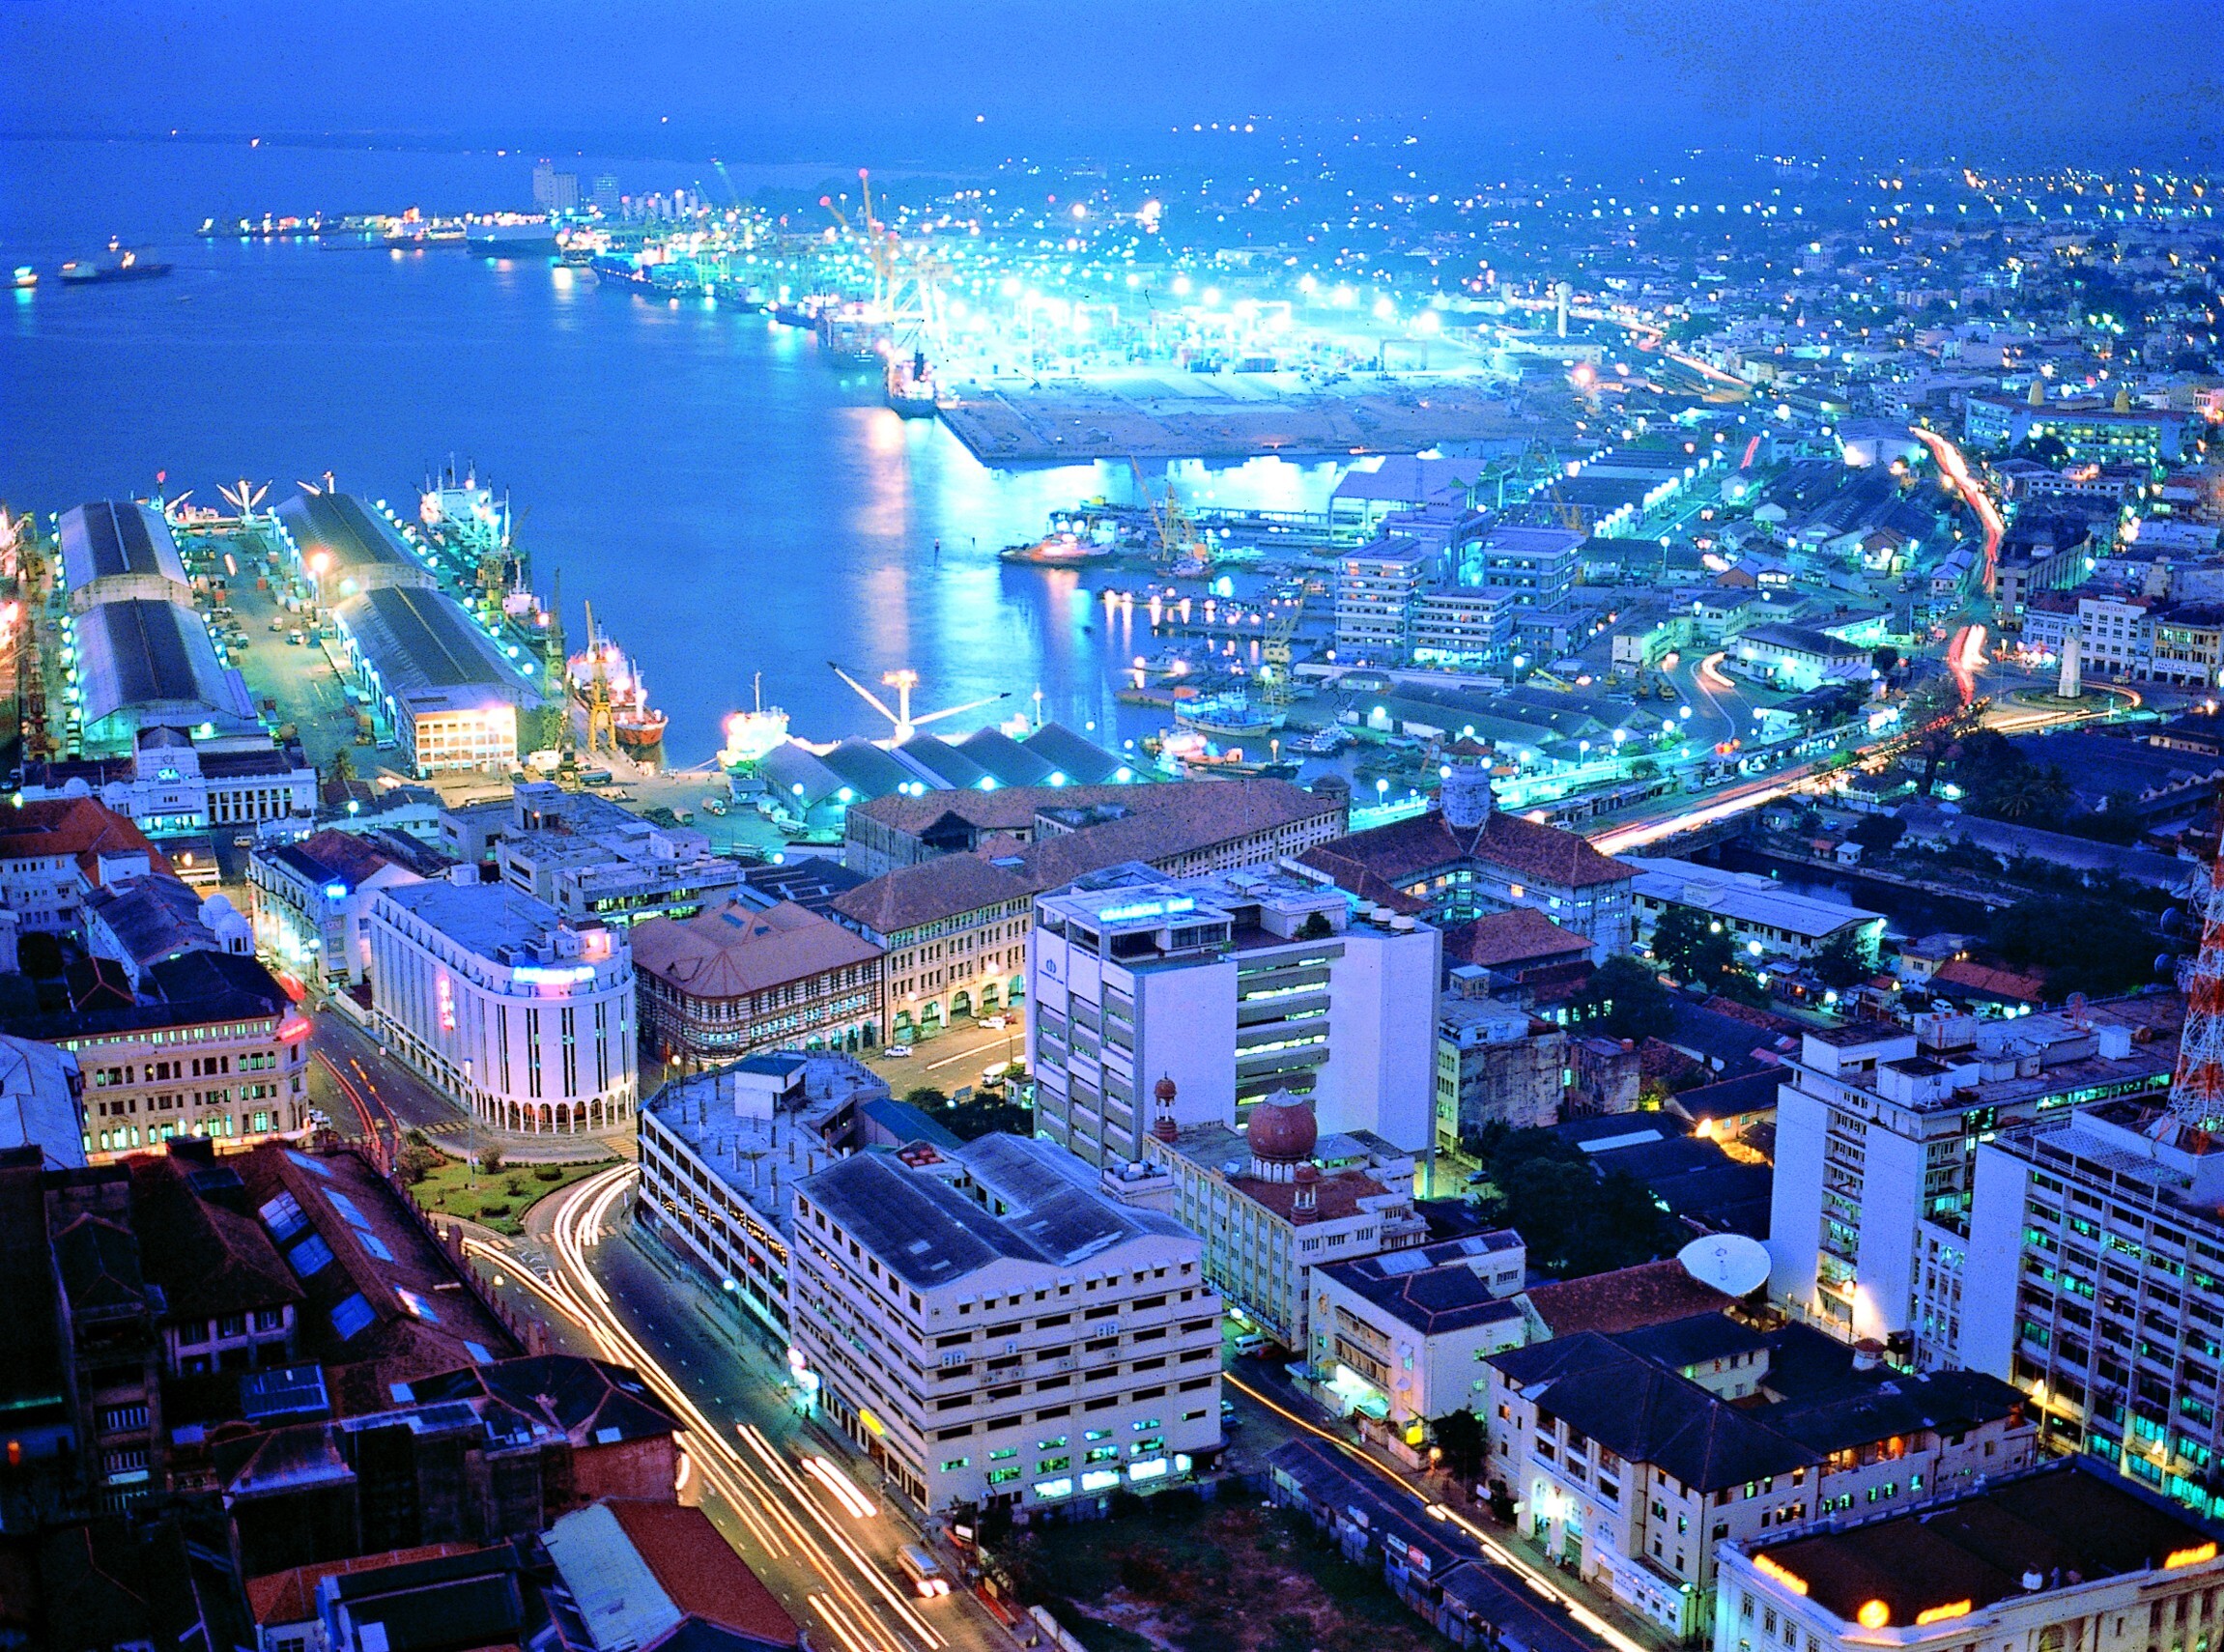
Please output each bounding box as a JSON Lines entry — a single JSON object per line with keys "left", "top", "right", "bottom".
{"left": 1142, "top": 1087, "right": 1427, "bottom": 1354}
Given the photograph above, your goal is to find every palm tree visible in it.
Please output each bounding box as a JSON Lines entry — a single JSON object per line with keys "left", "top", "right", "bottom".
{"left": 325, "top": 748, "right": 356, "bottom": 788}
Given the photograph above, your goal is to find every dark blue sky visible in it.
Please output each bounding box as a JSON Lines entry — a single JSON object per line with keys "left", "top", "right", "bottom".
{"left": 6, "top": 0, "right": 2215, "bottom": 165}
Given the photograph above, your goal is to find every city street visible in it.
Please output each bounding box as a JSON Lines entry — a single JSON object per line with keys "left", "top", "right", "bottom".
{"left": 471, "top": 1167, "right": 1018, "bottom": 1652}
{"left": 451, "top": 1164, "right": 1656, "bottom": 1652}
{"left": 861, "top": 1012, "right": 1028, "bottom": 1096}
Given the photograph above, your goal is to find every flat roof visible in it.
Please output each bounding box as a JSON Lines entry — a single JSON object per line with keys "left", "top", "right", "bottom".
{"left": 382, "top": 879, "right": 580, "bottom": 963}
{"left": 1751, "top": 1460, "right": 2221, "bottom": 1628}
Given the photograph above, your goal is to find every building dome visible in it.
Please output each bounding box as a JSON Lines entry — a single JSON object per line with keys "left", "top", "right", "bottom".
{"left": 1245, "top": 1097, "right": 1318, "bottom": 1164}
{"left": 1155, "top": 1074, "right": 1178, "bottom": 1103}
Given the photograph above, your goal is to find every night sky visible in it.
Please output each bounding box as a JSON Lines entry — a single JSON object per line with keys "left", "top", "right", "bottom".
{"left": 5, "top": 0, "right": 2217, "bottom": 165}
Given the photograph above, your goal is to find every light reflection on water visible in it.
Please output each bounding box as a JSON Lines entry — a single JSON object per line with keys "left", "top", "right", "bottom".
{"left": 4, "top": 139, "right": 1350, "bottom": 761}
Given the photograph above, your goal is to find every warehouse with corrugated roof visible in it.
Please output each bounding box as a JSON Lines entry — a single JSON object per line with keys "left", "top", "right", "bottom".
{"left": 58, "top": 501, "right": 191, "bottom": 612}
{"left": 331, "top": 584, "right": 543, "bottom": 777}
{"left": 272, "top": 491, "right": 435, "bottom": 601}
{"left": 69, "top": 598, "right": 260, "bottom": 753}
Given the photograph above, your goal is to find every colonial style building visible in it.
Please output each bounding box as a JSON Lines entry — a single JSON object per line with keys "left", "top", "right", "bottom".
{"left": 631, "top": 898, "right": 884, "bottom": 1068}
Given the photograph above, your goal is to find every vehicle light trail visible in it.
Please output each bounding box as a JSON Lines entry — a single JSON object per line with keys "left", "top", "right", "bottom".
{"left": 535, "top": 1168, "right": 948, "bottom": 1652}
{"left": 1912, "top": 427, "right": 2004, "bottom": 592}
{"left": 1695, "top": 651, "right": 1733, "bottom": 692}
{"left": 1223, "top": 1374, "right": 1649, "bottom": 1652}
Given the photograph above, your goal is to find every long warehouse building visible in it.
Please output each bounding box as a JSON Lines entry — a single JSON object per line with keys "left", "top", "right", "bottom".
{"left": 332, "top": 583, "right": 545, "bottom": 777}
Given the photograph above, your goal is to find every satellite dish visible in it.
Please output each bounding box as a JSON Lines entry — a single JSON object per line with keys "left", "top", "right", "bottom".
{"left": 1679, "top": 1234, "right": 1771, "bottom": 1298}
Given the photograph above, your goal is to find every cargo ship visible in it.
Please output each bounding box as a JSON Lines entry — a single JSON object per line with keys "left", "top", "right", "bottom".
{"left": 58, "top": 246, "right": 172, "bottom": 286}
{"left": 569, "top": 623, "right": 669, "bottom": 752}
{"left": 998, "top": 530, "right": 1115, "bottom": 567}
{"left": 886, "top": 349, "right": 938, "bottom": 417}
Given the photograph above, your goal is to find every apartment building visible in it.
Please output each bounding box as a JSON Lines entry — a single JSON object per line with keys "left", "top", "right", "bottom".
{"left": 1411, "top": 585, "right": 1516, "bottom": 669}
{"left": 1028, "top": 863, "right": 1439, "bottom": 1163}
{"left": 16, "top": 951, "right": 313, "bottom": 1158}
{"left": 788, "top": 1132, "right": 1223, "bottom": 1516}
{"left": 1487, "top": 1317, "right": 2036, "bottom": 1641}
{"left": 634, "top": 1052, "right": 882, "bottom": 1334}
{"left": 1964, "top": 394, "right": 2189, "bottom": 465}
{"left": 1312, "top": 1230, "right": 1526, "bottom": 1433}
{"left": 1765, "top": 1003, "right": 2177, "bottom": 1369}
{"left": 368, "top": 873, "right": 637, "bottom": 1135}
{"left": 1335, "top": 537, "right": 1438, "bottom": 661}
{"left": 1962, "top": 1097, "right": 2224, "bottom": 1515}
{"left": 1145, "top": 1093, "right": 1426, "bottom": 1349}
{"left": 1716, "top": 1462, "right": 2224, "bottom": 1652}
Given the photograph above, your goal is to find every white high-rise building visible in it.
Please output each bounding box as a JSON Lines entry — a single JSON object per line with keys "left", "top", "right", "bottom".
{"left": 1027, "top": 862, "right": 1439, "bottom": 1163}
{"left": 1766, "top": 1003, "right": 2176, "bottom": 1367}
{"left": 788, "top": 1132, "right": 1223, "bottom": 1517}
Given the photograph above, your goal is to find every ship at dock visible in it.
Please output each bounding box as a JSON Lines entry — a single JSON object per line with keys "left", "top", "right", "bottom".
{"left": 570, "top": 608, "right": 669, "bottom": 753}
{"left": 885, "top": 349, "right": 938, "bottom": 417}
{"left": 1174, "top": 691, "right": 1283, "bottom": 740}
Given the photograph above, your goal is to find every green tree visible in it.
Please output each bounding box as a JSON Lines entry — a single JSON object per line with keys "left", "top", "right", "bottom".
{"left": 1849, "top": 812, "right": 1907, "bottom": 856}
{"left": 395, "top": 1143, "right": 442, "bottom": 1184}
{"left": 902, "top": 1086, "right": 949, "bottom": 1109}
{"left": 1573, "top": 955, "right": 1674, "bottom": 1041}
{"left": 325, "top": 747, "right": 356, "bottom": 786}
{"left": 1297, "top": 911, "right": 1334, "bottom": 941}
{"left": 1432, "top": 1408, "right": 1488, "bottom": 1478}
{"left": 1464, "top": 1124, "right": 1684, "bottom": 1277}
{"left": 1811, "top": 930, "right": 1873, "bottom": 990}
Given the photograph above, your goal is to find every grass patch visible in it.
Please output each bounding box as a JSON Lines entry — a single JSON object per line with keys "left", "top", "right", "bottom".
{"left": 1004, "top": 1496, "right": 1443, "bottom": 1652}
{"left": 404, "top": 1152, "right": 612, "bottom": 1237}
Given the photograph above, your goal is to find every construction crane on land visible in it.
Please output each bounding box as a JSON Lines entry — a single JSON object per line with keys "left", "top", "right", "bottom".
{"left": 830, "top": 662, "right": 1007, "bottom": 746}
{"left": 581, "top": 600, "right": 616, "bottom": 756}
{"left": 818, "top": 169, "right": 948, "bottom": 352}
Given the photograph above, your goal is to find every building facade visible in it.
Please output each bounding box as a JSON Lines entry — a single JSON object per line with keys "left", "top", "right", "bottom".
{"left": 789, "top": 1132, "right": 1223, "bottom": 1516}
{"left": 1029, "top": 864, "right": 1439, "bottom": 1163}
{"left": 1312, "top": 1231, "right": 1526, "bottom": 1433}
{"left": 368, "top": 874, "right": 637, "bottom": 1135}
{"left": 1145, "top": 1095, "right": 1427, "bottom": 1350}
{"left": 632, "top": 899, "right": 886, "bottom": 1069}
{"left": 1766, "top": 1006, "right": 2175, "bottom": 1369}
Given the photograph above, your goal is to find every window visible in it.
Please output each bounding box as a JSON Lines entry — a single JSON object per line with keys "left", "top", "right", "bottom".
{"left": 940, "top": 1457, "right": 971, "bottom": 1471}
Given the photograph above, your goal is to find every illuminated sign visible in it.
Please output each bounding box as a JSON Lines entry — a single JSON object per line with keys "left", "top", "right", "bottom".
{"left": 436, "top": 974, "right": 456, "bottom": 1032}
{"left": 857, "top": 1408, "right": 886, "bottom": 1437}
{"left": 1915, "top": 1602, "right": 1972, "bottom": 1626}
{"left": 1079, "top": 1469, "right": 1122, "bottom": 1494}
{"left": 513, "top": 964, "right": 596, "bottom": 986}
{"left": 1098, "top": 897, "right": 1197, "bottom": 924}
{"left": 2167, "top": 1543, "right": 2219, "bottom": 1570}
{"left": 1751, "top": 1554, "right": 1809, "bottom": 1595}
{"left": 323, "top": 882, "right": 350, "bottom": 900}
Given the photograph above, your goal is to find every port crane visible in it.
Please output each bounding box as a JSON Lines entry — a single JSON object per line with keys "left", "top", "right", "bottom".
{"left": 830, "top": 663, "right": 1007, "bottom": 746}
{"left": 819, "top": 170, "right": 949, "bottom": 354}
{"left": 581, "top": 600, "right": 617, "bottom": 756}
{"left": 1259, "top": 596, "right": 1306, "bottom": 710}
{"left": 217, "top": 479, "right": 271, "bottom": 527}
{"left": 1129, "top": 461, "right": 1209, "bottom": 572}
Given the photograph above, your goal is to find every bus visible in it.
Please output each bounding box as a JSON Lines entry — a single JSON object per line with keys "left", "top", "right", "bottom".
{"left": 898, "top": 1544, "right": 951, "bottom": 1598}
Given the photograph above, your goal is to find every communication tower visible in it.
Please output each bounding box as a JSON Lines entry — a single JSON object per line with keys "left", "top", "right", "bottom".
{"left": 2169, "top": 845, "right": 2224, "bottom": 1129}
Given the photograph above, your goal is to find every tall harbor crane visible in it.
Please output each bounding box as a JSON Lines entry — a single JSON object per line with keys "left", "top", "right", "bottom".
{"left": 829, "top": 662, "right": 1007, "bottom": 746}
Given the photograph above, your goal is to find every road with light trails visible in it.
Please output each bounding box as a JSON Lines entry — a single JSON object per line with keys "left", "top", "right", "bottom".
{"left": 1222, "top": 1372, "right": 1650, "bottom": 1652}
{"left": 1911, "top": 427, "right": 2005, "bottom": 589}
{"left": 481, "top": 1165, "right": 1013, "bottom": 1652}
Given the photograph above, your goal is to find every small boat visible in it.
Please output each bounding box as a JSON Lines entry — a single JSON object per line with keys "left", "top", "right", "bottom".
{"left": 1175, "top": 692, "right": 1283, "bottom": 740}
{"left": 58, "top": 245, "right": 172, "bottom": 285}
{"left": 11, "top": 266, "right": 35, "bottom": 290}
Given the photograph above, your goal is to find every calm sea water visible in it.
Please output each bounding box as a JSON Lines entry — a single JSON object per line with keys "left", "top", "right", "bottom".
{"left": 1, "top": 138, "right": 1343, "bottom": 762}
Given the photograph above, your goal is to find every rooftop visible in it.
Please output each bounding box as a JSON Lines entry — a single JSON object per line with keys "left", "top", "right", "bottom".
{"left": 1297, "top": 805, "right": 1634, "bottom": 907}
{"left": 382, "top": 877, "right": 608, "bottom": 968}
{"left": 1747, "top": 1460, "right": 2221, "bottom": 1629}
{"left": 73, "top": 599, "right": 256, "bottom": 732}
{"left": 1521, "top": 1258, "right": 1735, "bottom": 1338}
{"left": 60, "top": 500, "right": 187, "bottom": 592}
{"left": 798, "top": 1132, "right": 1195, "bottom": 1294}
{"left": 1317, "top": 1230, "right": 1525, "bottom": 1336}
{"left": 630, "top": 898, "right": 881, "bottom": 1000}
{"left": 333, "top": 584, "right": 543, "bottom": 715}
{"left": 1623, "top": 854, "right": 1883, "bottom": 940}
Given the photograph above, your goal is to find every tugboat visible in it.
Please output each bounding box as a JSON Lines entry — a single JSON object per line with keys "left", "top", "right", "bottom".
{"left": 886, "top": 348, "right": 939, "bottom": 417}
{"left": 58, "top": 243, "right": 172, "bottom": 285}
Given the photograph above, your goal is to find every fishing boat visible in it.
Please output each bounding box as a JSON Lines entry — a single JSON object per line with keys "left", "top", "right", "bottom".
{"left": 886, "top": 348, "right": 938, "bottom": 417}
{"left": 1174, "top": 692, "right": 1283, "bottom": 740}
{"left": 58, "top": 245, "right": 172, "bottom": 285}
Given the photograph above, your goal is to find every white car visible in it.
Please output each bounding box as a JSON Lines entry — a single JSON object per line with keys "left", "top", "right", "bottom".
{"left": 979, "top": 1014, "right": 1009, "bottom": 1030}
{"left": 883, "top": 1044, "right": 914, "bottom": 1059}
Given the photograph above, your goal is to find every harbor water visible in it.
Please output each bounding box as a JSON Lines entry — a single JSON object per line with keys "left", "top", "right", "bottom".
{"left": 2, "top": 137, "right": 1344, "bottom": 763}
